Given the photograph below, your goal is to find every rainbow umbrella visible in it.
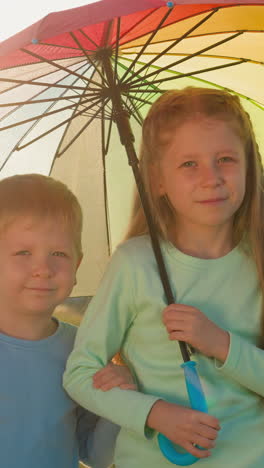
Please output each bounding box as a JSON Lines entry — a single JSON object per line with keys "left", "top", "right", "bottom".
{"left": 0, "top": 2, "right": 263, "bottom": 462}
{"left": 0, "top": 0, "right": 263, "bottom": 297}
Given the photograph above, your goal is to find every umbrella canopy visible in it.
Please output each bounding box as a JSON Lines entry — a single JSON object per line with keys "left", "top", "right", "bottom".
{"left": 0, "top": 0, "right": 263, "bottom": 297}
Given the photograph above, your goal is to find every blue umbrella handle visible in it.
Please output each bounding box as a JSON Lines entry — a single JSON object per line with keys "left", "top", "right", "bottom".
{"left": 157, "top": 361, "right": 208, "bottom": 466}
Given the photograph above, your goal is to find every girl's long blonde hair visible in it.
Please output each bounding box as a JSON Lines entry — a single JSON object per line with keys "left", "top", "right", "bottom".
{"left": 125, "top": 87, "right": 264, "bottom": 346}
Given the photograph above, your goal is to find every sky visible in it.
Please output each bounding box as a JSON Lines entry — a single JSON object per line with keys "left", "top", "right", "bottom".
{"left": 0, "top": 0, "right": 99, "bottom": 41}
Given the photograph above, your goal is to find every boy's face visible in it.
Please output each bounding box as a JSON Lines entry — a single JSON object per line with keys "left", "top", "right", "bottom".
{"left": 0, "top": 215, "right": 81, "bottom": 319}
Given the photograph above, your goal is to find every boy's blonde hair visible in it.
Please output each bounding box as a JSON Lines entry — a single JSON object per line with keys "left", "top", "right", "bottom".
{"left": 0, "top": 174, "right": 83, "bottom": 257}
{"left": 126, "top": 87, "right": 264, "bottom": 346}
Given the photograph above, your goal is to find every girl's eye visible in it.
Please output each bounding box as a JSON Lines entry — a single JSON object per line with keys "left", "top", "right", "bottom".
{"left": 182, "top": 161, "right": 196, "bottom": 168}
{"left": 218, "top": 156, "right": 234, "bottom": 163}
{"left": 15, "top": 250, "right": 30, "bottom": 256}
{"left": 52, "top": 251, "right": 67, "bottom": 257}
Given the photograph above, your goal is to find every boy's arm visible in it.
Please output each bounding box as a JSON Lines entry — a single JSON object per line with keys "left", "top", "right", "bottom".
{"left": 76, "top": 407, "right": 120, "bottom": 468}
{"left": 93, "top": 362, "right": 137, "bottom": 391}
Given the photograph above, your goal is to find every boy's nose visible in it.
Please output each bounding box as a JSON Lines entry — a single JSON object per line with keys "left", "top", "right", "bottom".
{"left": 32, "top": 258, "right": 53, "bottom": 278}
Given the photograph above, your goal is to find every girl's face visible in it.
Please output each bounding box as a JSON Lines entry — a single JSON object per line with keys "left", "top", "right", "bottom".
{"left": 156, "top": 117, "right": 247, "bottom": 237}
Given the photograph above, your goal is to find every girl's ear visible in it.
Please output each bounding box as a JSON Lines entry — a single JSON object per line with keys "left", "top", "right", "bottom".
{"left": 150, "top": 162, "right": 165, "bottom": 196}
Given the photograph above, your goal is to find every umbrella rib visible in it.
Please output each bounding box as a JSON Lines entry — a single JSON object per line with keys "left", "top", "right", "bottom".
{"left": 0, "top": 62, "right": 93, "bottom": 126}
{"left": 0, "top": 92, "right": 99, "bottom": 108}
{"left": 0, "top": 57, "right": 91, "bottom": 96}
{"left": 78, "top": 30, "right": 100, "bottom": 49}
{"left": 126, "top": 62, "right": 264, "bottom": 111}
{"left": 0, "top": 94, "right": 102, "bottom": 131}
{"left": 113, "top": 17, "right": 121, "bottom": 85}
{"left": 117, "top": 59, "right": 162, "bottom": 100}
{"left": 50, "top": 75, "right": 97, "bottom": 163}
{"left": 127, "top": 50, "right": 263, "bottom": 65}
{"left": 120, "top": 6, "right": 173, "bottom": 84}
{"left": 130, "top": 58, "right": 247, "bottom": 88}
{"left": 39, "top": 41, "right": 95, "bottom": 54}
{"left": 5, "top": 64, "right": 99, "bottom": 130}
{"left": 127, "top": 88, "right": 166, "bottom": 94}
{"left": 118, "top": 59, "right": 160, "bottom": 113}
{"left": 123, "top": 97, "right": 143, "bottom": 126}
{"left": 16, "top": 96, "right": 103, "bottom": 151}
{"left": 117, "top": 8, "right": 163, "bottom": 45}
{"left": 0, "top": 116, "right": 45, "bottom": 172}
{"left": 104, "top": 110, "right": 114, "bottom": 156}
{"left": 126, "top": 93, "right": 156, "bottom": 108}
{"left": 101, "top": 106, "right": 106, "bottom": 156}
{"left": 0, "top": 82, "right": 91, "bottom": 168}
{"left": 56, "top": 98, "right": 110, "bottom": 157}
{"left": 127, "top": 93, "right": 153, "bottom": 115}
{"left": 0, "top": 95, "right": 104, "bottom": 174}
{"left": 100, "top": 110, "right": 111, "bottom": 255}
{"left": 20, "top": 48, "right": 104, "bottom": 89}
{"left": 128, "top": 64, "right": 161, "bottom": 109}
{"left": 0, "top": 77, "right": 88, "bottom": 93}
{"left": 101, "top": 108, "right": 113, "bottom": 120}
{"left": 129, "top": 30, "right": 244, "bottom": 87}
{"left": 100, "top": 19, "right": 114, "bottom": 48}
{"left": 122, "top": 8, "right": 219, "bottom": 85}
{"left": 0, "top": 64, "right": 95, "bottom": 163}
{"left": 70, "top": 31, "right": 108, "bottom": 86}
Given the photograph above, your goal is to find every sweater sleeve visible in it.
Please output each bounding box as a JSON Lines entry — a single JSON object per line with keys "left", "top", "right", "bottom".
{"left": 63, "top": 247, "right": 159, "bottom": 438}
{"left": 215, "top": 332, "right": 264, "bottom": 396}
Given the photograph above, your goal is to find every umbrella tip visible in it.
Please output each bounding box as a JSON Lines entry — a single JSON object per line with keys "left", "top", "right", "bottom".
{"left": 166, "top": 1, "right": 174, "bottom": 7}
{"left": 31, "top": 38, "right": 39, "bottom": 44}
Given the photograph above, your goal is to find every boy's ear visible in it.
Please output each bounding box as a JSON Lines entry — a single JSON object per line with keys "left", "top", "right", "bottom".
{"left": 76, "top": 254, "right": 83, "bottom": 270}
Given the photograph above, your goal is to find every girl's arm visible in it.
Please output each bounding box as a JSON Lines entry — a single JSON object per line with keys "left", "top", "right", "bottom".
{"left": 63, "top": 247, "right": 160, "bottom": 438}
{"left": 64, "top": 247, "right": 219, "bottom": 453}
{"left": 77, "top": 362, "right": 136, "bottom": 467}
{"left": 163, "top": 304, "right": 264, "bottom": 397}
{"left": 215, "top": 332, "right": 264, "bottom": 397}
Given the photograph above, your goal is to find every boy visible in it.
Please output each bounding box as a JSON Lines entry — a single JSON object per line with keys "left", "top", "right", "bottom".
{"left": 0, "top": 174, "right": 132, "bottom": 468}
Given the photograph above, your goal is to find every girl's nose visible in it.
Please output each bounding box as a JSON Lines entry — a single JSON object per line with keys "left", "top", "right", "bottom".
{"left": 200, "top": 163, "right": 224, "bottom": 187}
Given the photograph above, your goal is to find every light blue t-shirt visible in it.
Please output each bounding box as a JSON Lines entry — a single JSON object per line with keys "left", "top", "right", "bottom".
{"left": 0, "top": 319, "right": 119, "bottom": 468}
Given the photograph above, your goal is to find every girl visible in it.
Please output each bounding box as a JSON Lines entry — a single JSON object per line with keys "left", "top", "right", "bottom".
{"left": 64, "top": 87, "right": 264, "bottom": 468}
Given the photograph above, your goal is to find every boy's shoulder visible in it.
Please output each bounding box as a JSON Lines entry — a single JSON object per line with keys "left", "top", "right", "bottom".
{"left": 58, "top": 319, "right": 78, "bottom": 335}
{"left": 52, "top": 319, "right": 78, "bottom": 353}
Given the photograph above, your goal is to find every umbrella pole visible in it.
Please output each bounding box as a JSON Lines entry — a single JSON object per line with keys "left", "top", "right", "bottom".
{"left": 125, "top": 149, "right": 191, "bottom": 363}
{"left": 102, "top": 53, "right": 190, "bottom": 362}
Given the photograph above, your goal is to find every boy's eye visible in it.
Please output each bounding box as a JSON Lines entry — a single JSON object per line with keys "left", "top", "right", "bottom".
{"left": 181, "top": 161, "right": 196, "bottom": 168}
{"left": 15, "top": 250, "right": 30, "bottom": 256}
{"left": 52, "top": 251, "right": 67, "bottom": 257}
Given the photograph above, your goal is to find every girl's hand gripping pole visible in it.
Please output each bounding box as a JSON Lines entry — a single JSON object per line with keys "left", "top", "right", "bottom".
{"left": 157, "top": 361, "right": 208, "bottom": 466}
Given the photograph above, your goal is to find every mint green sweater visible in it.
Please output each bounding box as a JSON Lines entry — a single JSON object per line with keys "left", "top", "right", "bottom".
{"left": 64, "top": 236, "right": 264, "bottom": 468}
